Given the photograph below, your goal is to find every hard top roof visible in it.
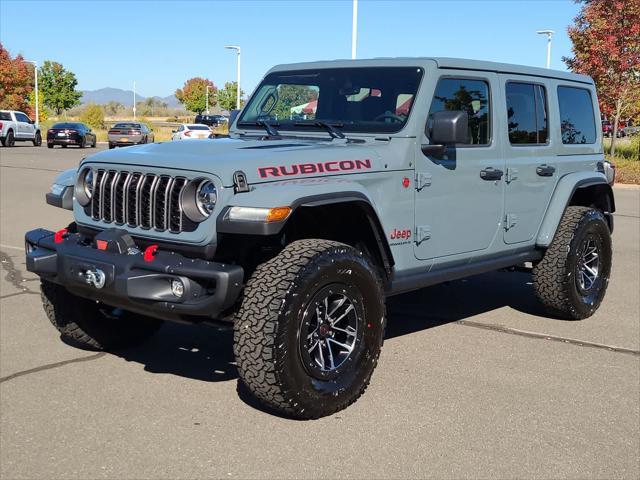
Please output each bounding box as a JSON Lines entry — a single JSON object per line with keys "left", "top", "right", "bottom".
{"left": 267, "top": 57, "right": 593, "bottom": 84}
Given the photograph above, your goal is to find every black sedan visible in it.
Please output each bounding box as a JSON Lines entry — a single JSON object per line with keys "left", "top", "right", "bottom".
{"left": 47, "top": 122, "right": 97, "bottom": 148}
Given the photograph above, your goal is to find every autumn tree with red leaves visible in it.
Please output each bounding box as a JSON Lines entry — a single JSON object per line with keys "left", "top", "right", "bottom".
{"left": 0, "top": 43, "right": 35, "bottom": 116}
{"left": 563, "top": 0, "right": 640, "bottom": 156}
{"left": 175, "top": 77, "right": 217, "bottom": 114}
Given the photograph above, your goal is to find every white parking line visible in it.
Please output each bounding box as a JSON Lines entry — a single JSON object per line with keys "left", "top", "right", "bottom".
{"left": 0, "top": 244, "right": 24, "bottom": 252}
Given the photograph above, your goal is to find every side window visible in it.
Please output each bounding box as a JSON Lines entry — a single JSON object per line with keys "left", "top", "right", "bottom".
{"left": 429, "top": 77, "right": 490, "bottom": 145}
{"left": 506, "top": 82, "right": 548, "bottom": 144}
{"left": 16, "top": 113, "right": 30, "bottom": 123}
{"left": 558, "top": 86, "right": 596, "bottom": 144}
{"left": 177, "top": 125, "right": 184, "bottom": 132}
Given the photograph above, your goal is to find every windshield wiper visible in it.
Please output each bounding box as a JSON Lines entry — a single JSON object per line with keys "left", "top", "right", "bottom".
{"left": 294, "top": 121, "right": 345, "bottom": 139}
{"left": 237, "top": 120, "right": 280, "bottom": 137}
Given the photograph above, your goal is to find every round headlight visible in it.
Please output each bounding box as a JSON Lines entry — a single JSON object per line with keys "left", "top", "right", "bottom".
{"left": 84, "top": 169, "right": 94, "bottom": 199}
{"left": 181, "top": 178, "right": 217, "bottom": 223}
{"left": 75, "top": 167, "right": 93, "bottom": 206}
{"left": 196, "top": 180, "right": 217, "bottom": 217}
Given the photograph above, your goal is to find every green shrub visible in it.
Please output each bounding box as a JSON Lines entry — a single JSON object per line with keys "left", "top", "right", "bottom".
{"left": 79, "top": 103, "right": 105, "bottom": 129}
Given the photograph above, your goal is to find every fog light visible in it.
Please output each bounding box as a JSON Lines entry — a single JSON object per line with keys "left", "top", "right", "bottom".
{"left": 171, "top": 279, "right": 185, "bottom": 298}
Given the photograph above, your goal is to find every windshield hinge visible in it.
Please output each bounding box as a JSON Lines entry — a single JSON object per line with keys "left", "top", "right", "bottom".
{"left": 233, "top": 170, "right": 250, "bottom": 193}
{"left": 505, "top": 167, "right": 519, "bottom": 184}
{"left": 415, "top": 225, "right": 432, "bottom": 245}
{"left": 415, "top": 172, "right": 432, "bottom": 191}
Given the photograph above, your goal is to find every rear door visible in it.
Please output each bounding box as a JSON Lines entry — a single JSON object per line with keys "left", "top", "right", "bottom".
{"left": 500, "top": 76, "right": 558, "bottom": 244}
{"left": 414, "top": 72, "right": 505, "bottom": 261}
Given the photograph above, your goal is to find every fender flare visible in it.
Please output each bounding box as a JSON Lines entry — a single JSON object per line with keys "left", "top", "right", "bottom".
{"left": 536, "top": 172, "right": 614, "bottom": 247}
{"left": 216, "top": 183, "right": 394, "bottom": 271}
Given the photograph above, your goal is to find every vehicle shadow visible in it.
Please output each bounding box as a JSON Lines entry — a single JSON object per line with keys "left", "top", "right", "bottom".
{"left": 112, "top": 269, "right": 547, "bottom": 376}
{"left": 111, "top": 269, "right": 548, "bottom": 415}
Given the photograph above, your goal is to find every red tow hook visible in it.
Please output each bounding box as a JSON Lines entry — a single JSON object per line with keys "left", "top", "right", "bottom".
{"left": 143, "top": 244, "right": 158, "bottom": 262}
{"left": 54, "top": 228, "right": 69, "bottom": 244}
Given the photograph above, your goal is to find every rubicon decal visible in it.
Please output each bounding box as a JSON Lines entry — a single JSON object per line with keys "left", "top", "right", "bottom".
{"left": 258, "top": 159, "right": 372, "bottom": 178}
{"left": 390, "top": 228, "right": 412, "bottom": 240}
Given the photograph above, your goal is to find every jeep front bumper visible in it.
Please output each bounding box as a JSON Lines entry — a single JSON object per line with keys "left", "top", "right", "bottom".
{"left": 24, "top": 228, "right": 243, "bottom": 323}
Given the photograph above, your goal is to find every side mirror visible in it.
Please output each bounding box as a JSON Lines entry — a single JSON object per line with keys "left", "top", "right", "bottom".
{"left": 422, "top": 110, "right": 468, "bottom": 155}
{"left": 171, "top": 130, "right": 176, "bottom": 133}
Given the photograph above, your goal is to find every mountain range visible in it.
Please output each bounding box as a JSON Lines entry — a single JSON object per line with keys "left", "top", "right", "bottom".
{"left": 80, "top": 87, "right": 181, "bottom": 109}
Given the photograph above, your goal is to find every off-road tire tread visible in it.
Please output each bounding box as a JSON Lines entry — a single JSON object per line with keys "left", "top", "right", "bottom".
{"left": 234, "top": 239, "right": 385, "bottom": 419}
{"left": 532, "top": 206, "right": 608, "bottom": 319}
{"left": 40, "top": 280, "right": 162, "bottom": 350}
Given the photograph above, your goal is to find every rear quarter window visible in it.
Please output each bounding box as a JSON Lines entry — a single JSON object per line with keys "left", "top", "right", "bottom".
{"left": 0, "top": 112, "right": 11, "bottom": 121}
{"left": 557, "top": 86, "right": 596, "bottom": 144}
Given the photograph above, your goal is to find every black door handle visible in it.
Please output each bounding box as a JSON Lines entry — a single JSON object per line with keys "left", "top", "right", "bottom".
{"left": 480, "top": 167, "right": 504, "bottom": 181}
{"left": 536, "top": 164, "right": 556, "bottom": 177}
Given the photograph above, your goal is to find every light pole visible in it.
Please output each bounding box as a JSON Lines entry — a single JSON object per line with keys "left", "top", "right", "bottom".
{"left": 133, "top": 80, "right": 137, "bottom": 120}
{"left": 224, "top": 45, "right": 241, "bottom": 110}
{"left": 536, "top": 30, "right": 554, "bottom": 69}
{"left": 351, "top": 0, "right": 358, "bottom": 59}
{"left": 25, "top": 60, "right": 38, "bottom": 126}
{"left": 206, "top": 85, "right": 212, "bottom": 114}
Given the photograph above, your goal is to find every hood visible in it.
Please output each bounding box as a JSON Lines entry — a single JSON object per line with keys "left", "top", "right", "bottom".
{"left": 81, "top": 137, "right": 382, "bottom": 186}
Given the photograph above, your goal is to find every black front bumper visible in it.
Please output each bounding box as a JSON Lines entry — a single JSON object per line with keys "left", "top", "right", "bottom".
{"left": 25, "top": 228, "right": 244, "bottom": 323}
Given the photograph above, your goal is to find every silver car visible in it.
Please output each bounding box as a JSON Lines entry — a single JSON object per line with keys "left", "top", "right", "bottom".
{"left": 108, "top": 122, "right": 154, "bottom": 149}
{"left": 171, "top": 124, "right": 213, "bottom": 141}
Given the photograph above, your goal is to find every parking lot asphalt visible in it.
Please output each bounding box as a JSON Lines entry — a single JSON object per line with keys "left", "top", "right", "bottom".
{"left": 1, "top": 145, "right": 639, "bottom": 479}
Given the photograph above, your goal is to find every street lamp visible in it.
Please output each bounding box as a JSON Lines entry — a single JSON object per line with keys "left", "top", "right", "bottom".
{"left": 352, "top": 0, "right": 358, "bottom": 59}
{"left": 536, "top": 30, "right": 555, "bottom": 69}
{"left": 206, "top": 85, "right": 212, "bottom": 114}
{"left": 224, "top": 45, "right": 241, "bottom": 110}
{"left": 25, "top": 60, "right": 38, "bottom": 126}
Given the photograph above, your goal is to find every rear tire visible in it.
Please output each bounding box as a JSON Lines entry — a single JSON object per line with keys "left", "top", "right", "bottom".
{"left": 40, "top": 280, "right": 162, "bottom": 350}
{"left": 47, "top": 143, "right": 53, "bottom": 149}
{"left": 5, "top": 130, "right": 15, "bottom": 147}
{"left": 533, "top": 206, "right": 612, "bottom": 319}
{"left": 234, "top": 239, "right": 386, "bottom": 419}
{"left": 33, "top": 131, "right": 42, "bottom": 146}
{"left": 80, "top": 137, "right": 86, "bottom": 148}
{"left": 91, "top": 138, "right": 96, "bottom": 148}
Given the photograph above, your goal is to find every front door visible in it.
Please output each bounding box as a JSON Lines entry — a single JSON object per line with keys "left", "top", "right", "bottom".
{"left": 414, "top": 73, "right": 505, "bottom": 262}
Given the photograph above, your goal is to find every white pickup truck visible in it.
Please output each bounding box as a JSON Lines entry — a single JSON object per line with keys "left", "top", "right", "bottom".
{"left": 0, "top": 110, "right": 42, "bottom": 147}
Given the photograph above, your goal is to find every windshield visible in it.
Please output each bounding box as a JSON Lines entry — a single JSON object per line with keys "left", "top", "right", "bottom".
{"left": 52, "top": 123, "right": 82, "bottom": 129}
{"left": 188, "top": 125, "right": 210, "bottom": 130}
{"left": 239, "top": 67, "right": 423, "bottom": 134}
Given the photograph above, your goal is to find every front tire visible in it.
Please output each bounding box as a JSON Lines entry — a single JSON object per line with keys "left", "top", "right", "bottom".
{"left": 40, "top": 280, "right": 162, "bottom": 350}
{"left": 234, "top": 239, "right": 386, "bottom": 419}
{"left": 533, "top": 206, "right": 612, "bottom": 319}
{"left": 33, "top": 131, "right": 42, "bottom": 146}
{"left": 79, "top": 136, "right": 86, "bottom": 148}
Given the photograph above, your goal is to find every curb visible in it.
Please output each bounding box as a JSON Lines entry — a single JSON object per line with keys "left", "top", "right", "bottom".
{"left": 613, "top": 183, "right": 640, "bottom": 190}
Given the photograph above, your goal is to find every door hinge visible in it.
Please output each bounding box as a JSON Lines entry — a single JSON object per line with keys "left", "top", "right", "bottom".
{"left": 505, "top": 167, "right": 519, "bottom": 184}
{"left": 415, "top": 225, "right": 431, "bottom": 244}
{"left": 504, "top": 213, "right": 518, "bottom": 231}
{"left": 415, "top": 172, "right": 432, "bottom": 191}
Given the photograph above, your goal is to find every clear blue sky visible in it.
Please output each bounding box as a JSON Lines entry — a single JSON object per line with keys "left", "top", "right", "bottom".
{"left": 0, "top": 0, "right": 580, "bottom": 98}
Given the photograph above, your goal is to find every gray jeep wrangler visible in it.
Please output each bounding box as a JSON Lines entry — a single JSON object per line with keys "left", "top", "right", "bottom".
{"left": 26, "top": 58, "right": 614, "bottom": 419}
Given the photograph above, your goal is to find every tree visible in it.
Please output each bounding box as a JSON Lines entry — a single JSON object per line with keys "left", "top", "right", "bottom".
{"left": 216, "top": 81, "right": 245, "bottom": 112}
{"left": 563, "top": 0, "right": 640, "bottom": 156}
{"left": 80, "top": 103, "right": 105, "bottom": 129}
{"left": 28, "top": 89, "right": 47, "bottom": 121}
{"left": 0, "top": 43, "right": 33, "bottom": 114}
{"left": 175, "top": 77, "right": 216, "bottom": 114}
{"left": 39, "top": 60, "right": 82, "bottom": 115}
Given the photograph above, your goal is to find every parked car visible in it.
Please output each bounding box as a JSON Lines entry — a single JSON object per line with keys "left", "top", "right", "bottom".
{"left": 194, "top": 114, "right": 228, "bottom": 127}
{"left": 29, "top": 57, "right": 615, "bottom": 420}
{"left": 47, "top": 122, "right": 96, "bottom": 148}
{"left": 171, "top": 124, "right": 213, "bottom": 140}
{"left": 622, "top": 125, "right": 640, "bottom": 137}
{"left": 602, "top": 119, "right": 627, "bottom": 138}
{"left": 0, "top": 110, "right": 41, "bottom": 147}
{"left": 108, "top": 122, "right": 154, "bottom": 149}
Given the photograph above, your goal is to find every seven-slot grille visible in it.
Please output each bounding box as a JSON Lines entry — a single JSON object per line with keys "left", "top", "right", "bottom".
{"left": 89, "top": 169, "right": 194, "bottom": 233}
